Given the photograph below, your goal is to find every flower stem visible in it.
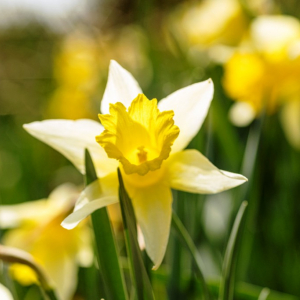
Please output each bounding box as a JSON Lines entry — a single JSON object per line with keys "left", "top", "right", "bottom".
{"left": 171, "top": 211, "right": 211, "bottom": 300}
{"left": 219, "top": 201, "right": 248, "bottom": 300}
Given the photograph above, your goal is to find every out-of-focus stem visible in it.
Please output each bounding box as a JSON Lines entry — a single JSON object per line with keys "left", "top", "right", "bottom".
{"left": 0, "top": 244, "right": 58, "bottom": 300}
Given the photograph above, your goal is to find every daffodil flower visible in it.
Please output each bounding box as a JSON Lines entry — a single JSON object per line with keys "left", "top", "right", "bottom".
{"left": 0, "top": 184, "right": 93, "bottom": 300}
{"left": 24, "top": 60, "right": 247, "bottom": 269}
{"left": 224, "top": 15, "right": 300, "bottom": 140}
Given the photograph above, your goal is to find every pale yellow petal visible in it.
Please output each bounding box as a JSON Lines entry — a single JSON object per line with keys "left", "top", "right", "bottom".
{"left": 251, "top": 15, "right": 300, "bottom": 59}
{"left": 168, "top": 149, "right": 247, "bottom": 194}
{"left": 43, "top": 252, "right": 77, "bottom": 300}
{"left": 23, "top": 119, "right": 118, "bottom": 176}
{"left": 62, "top": 173, "right": 119, "bottom": 229}
{"left": 0, "top": 283, "right": 13, "bottom": 300}
{"left": 62, "top": 197, "right": 118, "bottom": 230}
{"left": 47, "top": 183, "right": 79, "bottom": 209}
{"left": 101, "top": 60, "right": 143, "bottom": 114}
{"left": 0, "top": 184, "right": 79, "bottom": 228}
{"left": 158, "top": 80, "right": 213, "bottom": 153}
{"left": 0, "top": 200, "right": 48, "bottom": 228}
{"left": 125, "top": 180, "right": 172, "bottom": 269}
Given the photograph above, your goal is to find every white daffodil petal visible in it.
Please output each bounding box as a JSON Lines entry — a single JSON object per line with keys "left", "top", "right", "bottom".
{"left": 126, "top": 181, "right": 172, "bottom": 270}
{"left": 158, "top": 79, "right": 214, "bottom": 153}
{"left": 101, "top": 60, "right": 143, "bottom": 114}
{"left": 0, "top": 283, "right": 13, "bottom": 300}
{"left": 0, "top": 200, "right": 48, "bottom": 228}
{"left": 251, "top": 15, "right": 300, "bottom": 56}
{"left": 62, "top": 196, "right": 118, "bottom": 229}
{"left": 23, "top": 119, "right": 118, "bottom": 176}
{"left": 74, "top": 173, "right": 119, "bottom": 211}
{"left": 168, "top": 149, "right": 247, "bottom": 194}
{"left": 47, "top": 183, "right": 79, "bottom": 209}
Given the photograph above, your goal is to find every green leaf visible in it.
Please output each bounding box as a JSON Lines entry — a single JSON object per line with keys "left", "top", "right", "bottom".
{"left": 117, "top": 168, "right": 155, "bottom": 300}
{"left": 171, "top": 211, "right": 211, "bottom": 300}
{"left": 219, "top": 201, "right": 248, "bottom": 300}
{"left": 258, "top": 288, "right": 271, "bottom": 300}
{"left": 85, "top": 149, "right": 128, "bottom": 300}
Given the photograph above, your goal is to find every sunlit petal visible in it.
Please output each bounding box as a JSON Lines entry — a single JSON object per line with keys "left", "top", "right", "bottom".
{"left": 168, "top": 149, "right": 247, "bottom": 194}
{"left": 0, "top": 283, "right": 13, "bottom": 300}
{"left": 158, "top": 79, "right": 214, "bottom": 153}
{"left": 23, "top": 119, "right": 118, "bottom": 176}
{"left": 125, "top": 180, "right": 172, "bottom": 269}
{"left": 251, "top": 15, "right": 300, "bottom": 59}
{"left": 101, "top": 60, "right": 143, "bottom": 114}
{"left": 62, "top": 174, "right": 119, "bottom": 230}
{"left": 44, "top": 253, "right": 77, "bottom": 300}
{"left": 62, "top": 197, "right": 118, "bottom": 230}
{"left": 0, "top": 200, "right": 47, "bottom": 228}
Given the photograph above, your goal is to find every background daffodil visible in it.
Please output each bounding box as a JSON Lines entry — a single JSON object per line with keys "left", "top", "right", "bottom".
{"left": 24, "top": 60, "right": 247, "bottom": 269}
{"left": 223, "top": 15, "right": 300, "bottom": 149}
{"left": 0, "top": 184, "right": 93, "bottom": 300}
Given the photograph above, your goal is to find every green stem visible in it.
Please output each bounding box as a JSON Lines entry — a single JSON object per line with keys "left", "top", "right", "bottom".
{"left": 172, "top": 211, "right": 211, "bottom": 300}
{"left": 117, "top": 169, "right": 155, "bottom": 300}
{"left": 85, "top": 150, "right": 128, "bottom": 300}
{"left": 0, "top": 244, "right": 59, "bottom": 300}
{"left": 219, "top": 201, "right": 248, "bottom": 300}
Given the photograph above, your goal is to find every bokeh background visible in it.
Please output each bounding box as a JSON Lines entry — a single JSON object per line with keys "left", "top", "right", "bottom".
{"left": 0, "top": 0, "right": 300, "bottom": 299}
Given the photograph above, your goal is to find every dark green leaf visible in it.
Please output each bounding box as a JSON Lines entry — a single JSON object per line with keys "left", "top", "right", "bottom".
{"left": 85, "top": 149, "right": 128, "bottom": 300}
{"left": 171, "top": 211, "right": 211, "bottom": 300}
{"left": 117, "top": 168, "right": 155, "bottom": 300}
{"left": 219, "top": 201, "right": 248, "bottom": 300}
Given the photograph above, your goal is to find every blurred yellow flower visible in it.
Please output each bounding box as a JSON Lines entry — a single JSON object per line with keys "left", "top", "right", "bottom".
{"left": 24, "top": 60, "right": 247, "bottom": 269}
{"left": 223, "top": 15, "right": 300, "bottom": 149}
{"left": 0, "top": 184, "right": 93, "bottom": 300}
{"left": 47, "top": 26, "right": 152, "bottom": 120}
{"left": 47, "top": 32, "right": 100, "bottom": 119}
{"left": 168, "top": 0, "right": 248, "bottom": 62}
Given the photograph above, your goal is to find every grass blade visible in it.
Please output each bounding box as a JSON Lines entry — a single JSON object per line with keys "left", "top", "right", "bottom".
{"left": 219, "top": 201, "right": 248, "bottom": 300}
{"left": 258, "top": 288, "right": 271, "bottom": 300}
{"left": 171, "top": 211, "right": 211, "bottom": 300}
{"left": 85, "top": 149, "right": 128, "bottom": 300}
{"left": 117, "top": 169, "right": 155, "bottom": 300}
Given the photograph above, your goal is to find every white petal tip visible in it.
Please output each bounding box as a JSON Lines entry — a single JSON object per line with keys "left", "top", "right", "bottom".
{"left": 61, "top": 219, "right": 78, "bottom": 230}
{"left": 221, "top": 170, "right": 248, "bottom": 186}
{"left": 23, "top": 123, "right": 31, "bottom": 130}
{"left": 110, "top": 59, "right": 119, "bottom": 66}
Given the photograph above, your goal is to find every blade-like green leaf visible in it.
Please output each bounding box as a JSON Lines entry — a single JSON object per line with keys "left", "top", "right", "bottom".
{"left": 85, "top": 149, "right": 128, "bottom": 300}
{"left": 258, "top": 288, "right": 271, "bottom": 300}
{"left": 171, "top": 211, "right": 211, "bottom": 300}
{"left": 117, "top": 168, "right": 155, "bottom": 300}
{"left": 219, "top": 201, "right": 248, "bottom": 300}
